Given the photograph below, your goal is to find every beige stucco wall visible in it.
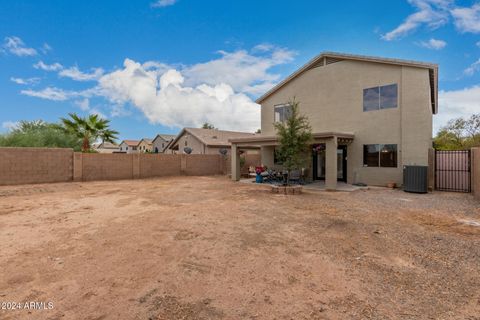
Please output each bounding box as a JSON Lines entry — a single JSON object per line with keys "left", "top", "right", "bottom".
{"left": 152, "top": 137, "right": 170, "bottom": 153}
{"left": 119, "top": 142, "right": 138, "bottom": 154}
{"left": 260, "top": 60, "right": 433, "bottom": 186}
{"left": 176, "top": 133, "right": 206, "bottom": 154}
{"left": 137, "top": 140, "right": 153, "bottom": 153}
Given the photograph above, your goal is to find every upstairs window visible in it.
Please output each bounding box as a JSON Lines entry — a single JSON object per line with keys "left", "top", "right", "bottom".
{"left": 363, "top": 144, "right": 398, "bottom": 167}
{"left": 363, "top": 84, "right": 398, "bottom": 111}
{"left": 274, "top": 104, "right": 292, "bottom": 123}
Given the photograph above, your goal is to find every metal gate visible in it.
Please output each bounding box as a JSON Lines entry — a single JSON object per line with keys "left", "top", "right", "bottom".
{"left": 435, "top": 150, "right": 471, "bottom": 192}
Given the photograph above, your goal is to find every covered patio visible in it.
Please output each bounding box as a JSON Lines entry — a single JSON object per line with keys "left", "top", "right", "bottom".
{"left": 229, "top": 132, "right": 354, "bottom": 191}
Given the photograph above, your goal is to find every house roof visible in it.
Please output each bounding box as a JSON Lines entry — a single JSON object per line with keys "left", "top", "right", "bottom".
{"left": 229, "top": 131, "right": 354, "bottom": 145}
{"left": 152, "top": 134, "right": 176, "bottom": 143}
{"left": 138, "top": 138, "right": 153, "bottom": 146}
{"left": 170, "top": 127, "right": 256, "bottom": 148}
{"left": 120, "top": 140, "right": 140, "bottom": 146}
{"left": 256, "top": 51, "right": 439, "bottom": 114}
{"left": 96, "top": 142, "right": 118, "bottom": 149}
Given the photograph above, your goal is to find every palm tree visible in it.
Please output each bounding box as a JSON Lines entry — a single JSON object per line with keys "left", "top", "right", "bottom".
{"left": 60, "top": 113, "right": 119, "bottom": 152}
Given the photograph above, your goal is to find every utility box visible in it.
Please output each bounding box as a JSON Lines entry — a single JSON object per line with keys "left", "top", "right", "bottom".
{"left": 403, "top": 165, "right": 428, "bottom": 193}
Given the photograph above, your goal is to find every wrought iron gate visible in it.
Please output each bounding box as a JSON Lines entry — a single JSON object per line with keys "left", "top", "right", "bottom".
{"left": 435, "top": 150, "right": 471, "bottom": 193}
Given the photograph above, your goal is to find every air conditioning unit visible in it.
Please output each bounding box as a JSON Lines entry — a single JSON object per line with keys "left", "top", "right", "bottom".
{"left": 403, "top": 165, "right": 428, "bottom": 193}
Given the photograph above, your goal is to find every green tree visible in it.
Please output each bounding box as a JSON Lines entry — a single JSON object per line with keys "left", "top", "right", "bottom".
{"left": 202, "top": 122, "right": 215, "bottom": 129}
{"left": 434, "top": 114, "right": 480, "bottom": 150}
{"left": 60, "top": 113, "right": 119, "bottom": 152}
{"left": 273, "top": 98, "right": 313, "bottom": 184}
{"left": 0, "top": 120, "right": 81, "bottom": 150}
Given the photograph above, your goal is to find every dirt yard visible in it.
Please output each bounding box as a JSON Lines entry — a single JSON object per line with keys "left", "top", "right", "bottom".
{"left": 0, "top": 176, "right": 479, "bottom": 320}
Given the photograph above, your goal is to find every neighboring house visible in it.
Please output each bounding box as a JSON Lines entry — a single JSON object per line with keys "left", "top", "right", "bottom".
{"left": 229, "top": 52, "right": 438, "bottom": 190}
{"left": 119, "top": 140, "right": 140, "bottom": 153}
{"left": 152, "top": 134, "right": 176, "bottom": 153}
{"left": 137, "top": 138, "right": 153, "bottom": 153}
{"left": 169, "top": 128, "right": 258, "bottom": 155}
{"left": 95, "top": 142, "right": 119, "bottom": 153}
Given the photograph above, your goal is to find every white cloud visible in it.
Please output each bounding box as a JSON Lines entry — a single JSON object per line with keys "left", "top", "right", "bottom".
{"left": 451, "top": 3, "right": 480, "bottom": 33}
{"left": 383, "top": 1, "right": 480, "bottom": 40}
{"left": 1, "top": 121, "right": 19, "bottom": 131}
{"left": 98, "top": 58, "right": 260, "bottom": 131}
{"left": 40, "top": 43, "right": 52, "bottom": 54}
{"left": 10, "top": 77, "right": 40, "bottom": 85}
{"left": 436, "top": 85, "right": 480, "bottom": 132}
{"left": 20, "top": 87, "right": 70, "bottom": 101}
{"left": 74, "top": 98, "right": 90, "bottom": 111}
{"left": 151, "top": 0, "right": 177, "bottom": 8}
{"left": 252, "top": 43, "right": 275, "bottom": 52}
{"left": 382, "top": 0, "right": 452, "bottom": 40}
{"left": 3, "top": 36, "right": 37, "bottom": 56}
{"left": 59, "top": 66, "right": 104, "bottom": 81}
{"left": 33, "top": 60, "right": 63, "bottom": 71}
{"left": 21, "top": 45, "right": 294, "bottom": 131}
{"left": 184, "top": 46, "right": 295, "bottom": 95}
{"left": 418, "top": 38, "right": 447, "bottom": 49}
{"left": 464, "top": 58, "right": 480, "bottom": 76}
{"left": 33, "top": 61, "right": 103, "bottom": 81}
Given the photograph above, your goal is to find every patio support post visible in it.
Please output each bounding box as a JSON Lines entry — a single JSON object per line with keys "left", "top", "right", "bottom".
{"left": 231, "top": 143, "right": 240, "bottom": 181}
{"left": 325, "top": 136, "right": 338, "bottom": 191}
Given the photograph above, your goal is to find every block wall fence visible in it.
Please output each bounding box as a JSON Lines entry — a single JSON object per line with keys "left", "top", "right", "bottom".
{"left": 473, "top": 148, "right": 480, "bottom": 200}
{"left": 0, "top": 148, "right": 238, "bottom": 185}
{"left": 5, "top": 147, "right": 475, "bottom": 195}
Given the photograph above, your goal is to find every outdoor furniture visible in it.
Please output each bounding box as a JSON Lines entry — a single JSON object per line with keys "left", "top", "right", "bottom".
{"left": 289, "top": 170, "right": 301, "bottom": 184}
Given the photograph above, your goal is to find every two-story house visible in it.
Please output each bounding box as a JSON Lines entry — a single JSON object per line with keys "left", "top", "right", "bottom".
{"left": 137, "top": 138, "right": 153, "bottom": 153}
{"left": 119, "top": 140, "right": 140, "bottom": 153}
{"left": 229, "top": 52, "right": 438, "bottom": 190}
{"left": 152, "top": 134, "right": 176, "bottom": 153}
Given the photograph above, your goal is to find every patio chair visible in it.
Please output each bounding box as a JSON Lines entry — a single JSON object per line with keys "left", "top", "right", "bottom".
{"left": 289, "top": 170, "right": 301, "bottom": 184}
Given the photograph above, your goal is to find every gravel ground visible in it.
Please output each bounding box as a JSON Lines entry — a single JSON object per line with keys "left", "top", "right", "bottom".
{"left": 0, "top": 176, "right": 479, "bottom": 320}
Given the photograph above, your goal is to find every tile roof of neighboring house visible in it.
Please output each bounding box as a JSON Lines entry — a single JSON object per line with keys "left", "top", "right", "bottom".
{"left": 138, "top": 138, "right": 153, "bottom": 145}
{"left": 152, "top": 134, "right": 176, "bottom": 143}
{"left": 96, "top": 142, "right": 119, "bottom": 149}
{"left": 256, "top": 51, "right": 438, "bottom": 114}
{"left": 121, "top": 140, "right": 140, "bottom": 146}
{"left": 170, "top": 127, "right": 256, "bottom": 148}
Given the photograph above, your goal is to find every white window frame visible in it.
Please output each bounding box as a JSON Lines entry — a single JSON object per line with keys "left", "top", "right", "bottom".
{"left": 274, "top": 103, "right": 292, "bottom": 123}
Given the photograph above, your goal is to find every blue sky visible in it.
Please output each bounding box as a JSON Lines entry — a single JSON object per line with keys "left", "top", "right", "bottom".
{"left": 1, "top": 0, "right": 479, "bottom": 140}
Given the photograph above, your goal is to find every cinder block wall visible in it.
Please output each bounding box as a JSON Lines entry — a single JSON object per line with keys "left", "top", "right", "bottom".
{"left": 81, "top": 153, "right": 134, "bottom": 181}
{"left": 140, "top": 154, "right": 182, "bottom": 178}
{"left": 0, "top": 147, "right": 73, "bottom": 185}
{"left": 183, "top": 154, "right": 223, "bottom": 176}
{"left": 79, "top": 153, "right": 226, "bottom": 181}
{"left": 0, "top": 148, "right": 230, "bottom": 185}
{"left": 473, "top": 148, "right": 480, "bottom": 200}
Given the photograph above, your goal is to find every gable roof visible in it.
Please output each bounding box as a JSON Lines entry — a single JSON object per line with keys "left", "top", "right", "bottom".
{"left": 96, "top": 142, "right": 118, "bottom": 149}
{"left": 170, "top": 127, "right": 256, "bottom": 148}
{"left": 120, "top": 140, "right": 140, "bottom": 146}
{"left": 138, "top": 138, "right": 153, "bottom": 146}
{"left": 256, "top": 52, "right": 438, "bottom": 114}
{"left": 152, "top": 134, "right": 176, "bottom": 143}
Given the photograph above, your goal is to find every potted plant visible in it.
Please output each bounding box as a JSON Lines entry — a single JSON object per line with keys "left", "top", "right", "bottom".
{"left": 255, "top": 166, "right": 264, "bottom": 183}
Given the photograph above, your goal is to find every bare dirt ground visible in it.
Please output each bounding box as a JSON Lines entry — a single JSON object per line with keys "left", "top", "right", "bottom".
{"left": 0, "top": 176, "right": 479, "bottom": 320}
